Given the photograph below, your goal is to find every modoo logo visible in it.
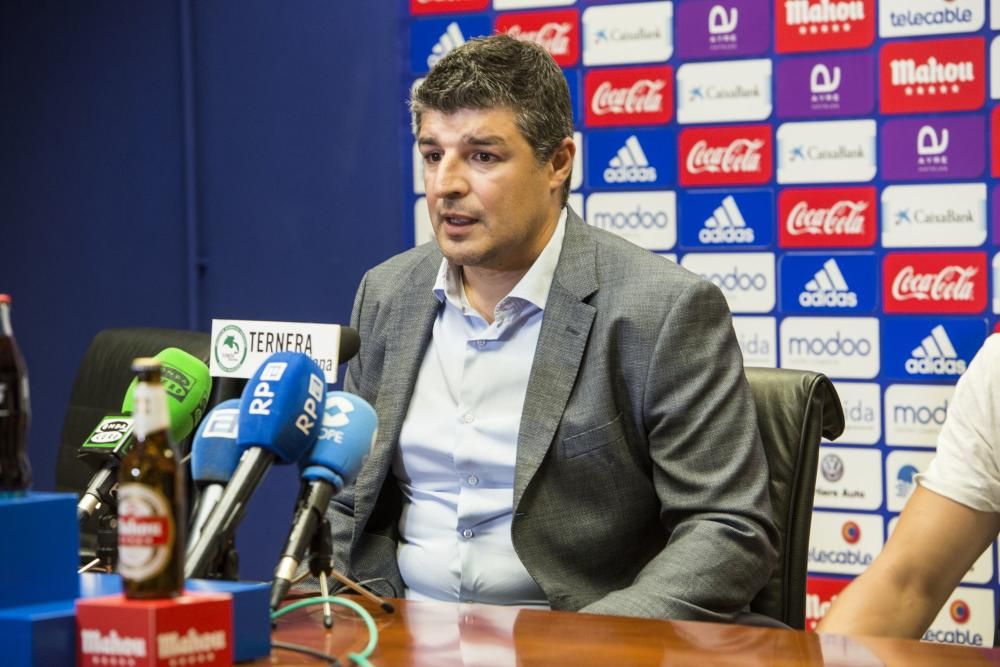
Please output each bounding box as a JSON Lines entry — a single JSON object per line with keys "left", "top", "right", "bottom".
{"left": 591, "top": 206, "right": 669, "bottom": 230}
{"left": 893, "top": 400, "right": 949, "bottom": 426}
{"left": 788, "top": 331, "right": 872, "bottom": 357}
{"left": 701, "top": 268, "right": 768, "bottom": 291}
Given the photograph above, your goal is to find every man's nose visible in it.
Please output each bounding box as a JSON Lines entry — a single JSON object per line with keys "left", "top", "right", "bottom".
{"left": 431, "top": 156, "right": 470, "bottom": 199}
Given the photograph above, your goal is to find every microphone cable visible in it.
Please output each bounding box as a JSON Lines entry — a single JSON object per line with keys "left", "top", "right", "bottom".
{"left": 270, "top": 595, "right": 379, "bottom": 667}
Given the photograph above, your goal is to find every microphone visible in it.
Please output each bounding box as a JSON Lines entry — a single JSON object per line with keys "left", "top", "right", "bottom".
{"left": 185, "top": 351, "right": 327, "bottom": 579}
{"left": 269, "top": 391, "right": 377, "bottom": 610}
{"left": 76, "top": 348, "right": 212, "bottom": 524}
{"left": 187, "top": 398, "right": 242, "bottom": 550}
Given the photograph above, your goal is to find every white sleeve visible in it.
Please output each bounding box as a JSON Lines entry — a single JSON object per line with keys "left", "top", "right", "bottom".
{"left": 916, "top": 335, "right": 1000, "bottom": 513}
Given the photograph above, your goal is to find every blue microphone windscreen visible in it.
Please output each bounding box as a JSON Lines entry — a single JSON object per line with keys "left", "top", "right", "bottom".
{"left": 302, "top": 391, "right": 377, "bottom": 485}
{"left": 191, "top": 399, "right": 242, "bottom": 483}
{"left": 237, "top": 352, "right": 326, "bottom": 464}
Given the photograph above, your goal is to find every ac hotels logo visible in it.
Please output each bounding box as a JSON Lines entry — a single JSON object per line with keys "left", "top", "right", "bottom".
{"left": 883, "top": 252, "right": 987, "bottom": 314}
{"left": 679, "top": 125, "right": 772, "bottom": 186}
{"left": 585, "top": 66, "right": 673, "bottom": 127}
{"left": 880, "top": 37, "right": 986, "bottom": 114}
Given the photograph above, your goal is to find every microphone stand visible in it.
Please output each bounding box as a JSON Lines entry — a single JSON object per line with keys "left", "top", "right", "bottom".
{"left": 302, "top": 517, "right": 395, "bottom": 629}
{"left": 79, "top": 506, "right": 118, "bottom": 574}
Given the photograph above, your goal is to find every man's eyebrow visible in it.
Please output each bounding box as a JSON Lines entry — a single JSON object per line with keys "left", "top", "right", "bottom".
{"left": 463, "top": 134, "right": 507, "bottom": 146}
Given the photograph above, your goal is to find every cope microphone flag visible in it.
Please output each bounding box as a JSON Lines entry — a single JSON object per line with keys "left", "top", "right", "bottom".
{"left": 269, "top": 391, "right": 377, "bottom": 610}
{"left": 185, "top": 351, "right": 326, "bottom": 579}
{"left": 76, "top": 348, "right": 211, "bottom": 524}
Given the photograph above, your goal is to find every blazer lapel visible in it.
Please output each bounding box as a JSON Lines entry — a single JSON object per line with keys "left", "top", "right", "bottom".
{"left": 514, "top": 211, "right": 599, "bottom": 510}
{"left": 354, "top": 249, "right": 442, "bottom": 524}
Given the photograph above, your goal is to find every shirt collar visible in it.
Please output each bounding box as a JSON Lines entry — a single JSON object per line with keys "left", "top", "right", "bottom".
{"left": 433, "top": 207, "right": 567, "bottom": 314}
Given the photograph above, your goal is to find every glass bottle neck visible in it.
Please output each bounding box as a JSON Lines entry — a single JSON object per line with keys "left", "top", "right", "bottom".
{"left": 0, "top": 303, "right": 12, "bottom": 336}
{"left": 133, "top": 380, "right": 170, "bottom": 441}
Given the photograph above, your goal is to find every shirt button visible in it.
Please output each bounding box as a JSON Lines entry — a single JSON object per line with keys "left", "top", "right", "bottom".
{"left": 462, "top": 528, "right": 474, "bottom": 539}
{"left": 463, "top": 413, "right": 475, "bottom": 424}
{"left": 467, "top": 474, "right": 479, "bottom": 486}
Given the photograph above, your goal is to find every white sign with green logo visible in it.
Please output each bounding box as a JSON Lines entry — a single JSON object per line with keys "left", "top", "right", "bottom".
{"left": 210, "top": 319, "right": 344, "bottom": 383}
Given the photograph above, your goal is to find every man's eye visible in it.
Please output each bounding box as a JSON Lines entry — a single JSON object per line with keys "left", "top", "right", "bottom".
{"left": 474, "top": 152, "right": 495, "bottom": 163}
{"left": 423, "top": 152, "right": 441, "bottom": 163}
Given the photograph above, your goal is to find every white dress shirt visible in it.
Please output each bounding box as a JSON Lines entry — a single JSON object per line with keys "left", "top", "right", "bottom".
{"left": 392, "top": 208, "right": 567, "bottom": 605}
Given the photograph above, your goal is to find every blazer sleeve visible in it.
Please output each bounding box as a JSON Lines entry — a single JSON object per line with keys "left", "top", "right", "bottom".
{"left": 580, "top": 279, "right": 779, "bottom": 621}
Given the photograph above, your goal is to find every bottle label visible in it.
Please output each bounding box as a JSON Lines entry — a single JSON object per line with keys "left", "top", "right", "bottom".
{"left": 132, "top": 382, "right": 169, "bottom": 441}
{"left": 0, "top": 378, "right": 8, "bottom": 417}
{"left": 118, "top": 483, "right": 174, "bottom": 581}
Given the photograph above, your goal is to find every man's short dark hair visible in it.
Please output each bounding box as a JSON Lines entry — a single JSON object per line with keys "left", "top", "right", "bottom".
{"left": 411, "top": 34, "right": 574, "bottom": 205}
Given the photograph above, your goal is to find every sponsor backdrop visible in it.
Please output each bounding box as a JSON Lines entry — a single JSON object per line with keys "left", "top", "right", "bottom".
{"left": 405, "top": 0, "right": 999, "bottom": 645}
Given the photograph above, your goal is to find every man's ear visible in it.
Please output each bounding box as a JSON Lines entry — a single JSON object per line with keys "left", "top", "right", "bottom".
{"left": 548, "top": 136, "right": 576, "bottom": 191}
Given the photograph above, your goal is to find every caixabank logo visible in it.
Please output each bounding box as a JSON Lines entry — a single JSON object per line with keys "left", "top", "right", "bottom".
{"left": 409, "top": 0, "right": 488, "bottom": 15}
{"left": 676, "top": 59, "right": 773, "bottom": 124}
{"left": 678, "top": 189, "right": 773, "bottom": 249}
{"left": 776, "top": 0, "right": 875, "bottom": 54}
{"left": 776, "top": 53, "right": 874, "bottom": 119}
{"left": 776, "top": 120, "right": 876, "bottom": 184}
{"left": 923, "top": 588, "right": 994, "bottom": 647}
{"left": 808, "top": 511, "right": 883, "bottom": 575}
{"left": 586, "top": 129, "right": 675, "bottom": 188}
{"left": 778, "top": 187, "right": 877, "bottom": 248}
{"left": 780, "top": 316, "right": 880, "bottom": 378}
{"left": 582, "top": 1, "right": 674, "bottom": 66}
{"left": 879, "top": 37, "right": 986, "bottom": 114}
{"left": 496, "top": 9, "right": 580, "bottom": 67}
{"left": 879, "top": 0, "right": 985, "bottom": 39}
{"left": 883, "top": 252, "right": 987, "bottom": 314}
{"left": 674, "top": 0, "right": 770, "bottom": 59}
{"left": 881, "top": 316, "right": 987, "bottom": 380}
{"left": 410, "top": 16, "right": 491, "bottom": 74}
{"left": 881, "top": 184, "right": 987, "bottom": 248}
{"left": 880, "top": 116, "right": 986, "bottom": 182}
{"left": 584, "top": 66, "right": 673, "bottom": 127}
{"left": 779, "top": 253, "right": 877, "bottom": 314}
{"left": 679, "top": 125, "right": 772, "bottom": 187}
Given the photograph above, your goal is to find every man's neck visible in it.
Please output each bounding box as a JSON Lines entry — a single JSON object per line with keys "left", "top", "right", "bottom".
{"left": 461, "top": 266, "right": 524, "bottom": 323}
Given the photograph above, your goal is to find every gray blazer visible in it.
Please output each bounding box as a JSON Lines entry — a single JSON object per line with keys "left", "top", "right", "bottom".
{"left": 330, "top": 209, "right": 778, "bottom": 622}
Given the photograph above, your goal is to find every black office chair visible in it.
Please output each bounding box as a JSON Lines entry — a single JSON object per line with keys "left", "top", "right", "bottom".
{"left": 56, "top": 327, "right": 245, "bottom": 555}
{"left": 744, "top": 367, "right": 845, "bottom": 630}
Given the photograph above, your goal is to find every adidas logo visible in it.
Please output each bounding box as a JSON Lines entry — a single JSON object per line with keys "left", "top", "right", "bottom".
{"left": 603, "top": 135, "right": 657, "bottom": 183}
{"left": 799, "top": 258, "right": 858, "bottom": 308}
{"left": 427, "top": 22, "right": 465, "bottom": 69}
{"left": 699, "top": 196, "right": 754, "bottom": 244}
{"left": 906, "top": 325, "right": 967, "bottom": 375}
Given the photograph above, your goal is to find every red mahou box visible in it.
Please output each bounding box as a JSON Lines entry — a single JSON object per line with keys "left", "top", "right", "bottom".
{"left": 76, "top": 593, "right": 233, "bottom": 667}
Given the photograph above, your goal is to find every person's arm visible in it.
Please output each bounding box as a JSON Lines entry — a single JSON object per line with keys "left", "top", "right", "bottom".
{"left": 580, "top": 279, "right": 779, "bottom": 621}
{"left": 819, "top": 485, "right": 1000, "bottom": 637}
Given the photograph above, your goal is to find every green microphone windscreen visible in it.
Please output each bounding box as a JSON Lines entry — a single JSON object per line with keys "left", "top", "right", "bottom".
{"left": 121, "top": 347, "right": 212, "bottom": 443}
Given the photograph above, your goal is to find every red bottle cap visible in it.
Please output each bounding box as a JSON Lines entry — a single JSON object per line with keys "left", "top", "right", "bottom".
{"left": 0, "top": 294, "right": 10, "bottom": 305}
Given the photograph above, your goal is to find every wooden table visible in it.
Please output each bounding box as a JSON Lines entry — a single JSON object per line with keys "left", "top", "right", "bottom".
{"left": 265, "top": 596, "right": 1000, "bottom": 665}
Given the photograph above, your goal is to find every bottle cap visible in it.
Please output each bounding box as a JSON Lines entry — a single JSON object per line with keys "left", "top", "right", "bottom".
{"left": 132, "top": 357, "right": 162, "bottom": 373}
{"left": 0, "top": 294, "right": 10, "bottom": 305}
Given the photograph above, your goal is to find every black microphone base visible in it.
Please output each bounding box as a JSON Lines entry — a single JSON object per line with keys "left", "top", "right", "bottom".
{"left": 270, "top": 576, "right": 293, "bottom": 611}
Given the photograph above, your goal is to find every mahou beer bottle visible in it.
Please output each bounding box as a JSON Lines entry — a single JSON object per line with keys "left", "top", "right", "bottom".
{"left": 0, "top": 294, "right": 31, "bottom": 495}
{"left": 118, "top": 358, "right": 185, "bottom": 598}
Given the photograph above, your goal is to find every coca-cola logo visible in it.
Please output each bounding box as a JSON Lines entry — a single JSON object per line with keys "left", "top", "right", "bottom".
{"left": 890, "top": 266, "right": 978, "bottom": 303}
{"left": 883, "top": 252, "right": 987, "bottom": 314}
{"left": 679, "top": 126, "right": 772, "bottom": 186}
{"left": 496, "top": 10, "right": 579, "bottom": 66}
{"left": 787, "top": 200, "right": 868, "bottom": 236}
{"left": 584, "top": 66, "right": 673, "bottom": 127}
{"left": 410, "top": 0, "right": 488, "bottom": 15}
{"left": 779, "top": 187, "right": 877, "bottom": 248}
{"left": 687, "top": 139, "right": 763, "bottom": 174}
{"left": 880, "top": 37, "right": 985, "bottom": 114}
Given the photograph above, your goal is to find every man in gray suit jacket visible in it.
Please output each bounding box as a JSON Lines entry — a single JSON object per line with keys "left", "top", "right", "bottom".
{"left": 329, "top": 34, "right": 777, "bottom": 622}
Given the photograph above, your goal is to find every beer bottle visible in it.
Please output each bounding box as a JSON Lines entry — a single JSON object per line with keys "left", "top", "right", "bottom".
{"left": 118, "top": 358, "right": 185, "bottom": 598}
{"left": 0, "top": 293, "right": 31, "bottom": 496}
